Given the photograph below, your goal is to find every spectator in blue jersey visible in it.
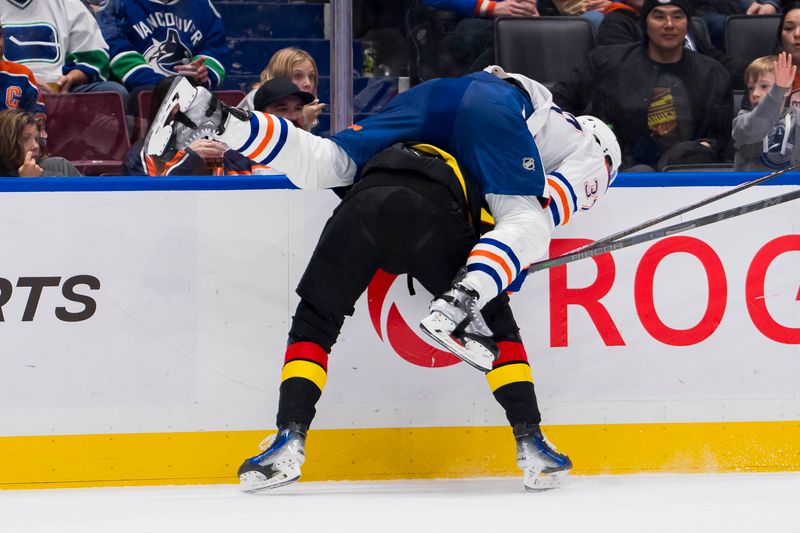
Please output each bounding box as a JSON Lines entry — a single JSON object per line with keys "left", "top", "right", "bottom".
{"left": 0, "top": 0, "right": 127, "bottom": 100}
{"left": 0, "top": 25, "right": 45, "bottom": 117}
{"left": 95, "top": 0, "right": 228, "bottom": 99}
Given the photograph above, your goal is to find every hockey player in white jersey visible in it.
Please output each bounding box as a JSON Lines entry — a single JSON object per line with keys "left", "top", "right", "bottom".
{"left": 145, "top": 67, "right": 621, "bottom": 492}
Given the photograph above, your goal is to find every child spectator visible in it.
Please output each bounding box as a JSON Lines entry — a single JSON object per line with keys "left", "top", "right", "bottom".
{"left": 95, "top": 0, "right": 228, "bottom": 96}
{"left": 0, "top": 110, "right": 80, "bottom": 177}
{"left": 732, "top": 52, "right": 799, "bottom": 170}
{"left": 239, "top": 47, "right": 324, "bottom": 131}
{"left": 0, "top": 0, "right": 127, "bottom": 100}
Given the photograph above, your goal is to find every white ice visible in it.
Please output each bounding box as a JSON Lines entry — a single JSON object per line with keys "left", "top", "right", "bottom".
{"left": 2, "top": 473, "right": 799, "bottom": 533}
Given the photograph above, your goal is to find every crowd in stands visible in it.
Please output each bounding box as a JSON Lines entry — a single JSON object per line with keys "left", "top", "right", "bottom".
{"left": 1, "top": 0, "right": 800, "bottom": 177}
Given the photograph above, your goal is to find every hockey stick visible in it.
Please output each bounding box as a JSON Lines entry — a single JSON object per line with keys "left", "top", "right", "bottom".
{"left": 528, "top": 187, "right": 800, "bottom": 273}
{"left": 542, "top": 164, "right": 800, "bottom": 264}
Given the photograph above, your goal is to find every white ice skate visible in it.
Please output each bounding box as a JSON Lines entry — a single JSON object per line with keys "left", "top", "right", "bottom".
{"left": 238, "top": 423, "right": 307, "bottom": 493}
{"left": 514, "top": 423, "right": 572, "bottom": 491}
{"left": 144, "top": 76, "right": 249, "bottom": 162}
{"left": 419, "top": 280, "right": 498, "bottom": 372}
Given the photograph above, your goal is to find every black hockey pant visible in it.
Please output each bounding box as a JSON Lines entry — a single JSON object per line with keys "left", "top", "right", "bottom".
{"left": 276, "top": 171, "right": 542, "bottom": 430}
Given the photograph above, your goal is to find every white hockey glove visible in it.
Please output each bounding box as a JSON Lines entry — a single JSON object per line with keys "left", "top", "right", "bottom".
{"left": 419, "top": 271, "right": 498, "bottom": 372}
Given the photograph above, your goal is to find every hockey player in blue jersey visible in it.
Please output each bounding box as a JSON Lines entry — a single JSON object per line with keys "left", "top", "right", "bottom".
{"left": 144, "top": 68, "right": 621, "bottom": 492}
{"left": 95, "top": 0, "right": 228, "bottom": 92}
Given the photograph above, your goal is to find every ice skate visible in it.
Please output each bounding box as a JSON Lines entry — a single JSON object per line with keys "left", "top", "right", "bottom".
{"left": 144, "top": 76, "right": 249, "bottom": 162}
{"left": 514, "top": 423, "right": 572, "bottom": 491}
{"left": 419, "top": 277, "right": 498, "bottom": 372}
{"left": 238, "top": 422, "right": 307, "bottom": 493}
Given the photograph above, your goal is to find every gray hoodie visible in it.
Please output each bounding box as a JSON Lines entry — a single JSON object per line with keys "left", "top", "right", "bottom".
{"left": 732, "top": 84, "right": 800, "bottom": 171}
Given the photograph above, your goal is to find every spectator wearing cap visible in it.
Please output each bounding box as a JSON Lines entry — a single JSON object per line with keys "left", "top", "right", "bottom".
{"left": 553, "top": 0, "right": 733, "bottom": 171}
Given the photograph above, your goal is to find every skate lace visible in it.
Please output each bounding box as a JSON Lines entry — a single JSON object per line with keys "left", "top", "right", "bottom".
{"left": 257, "top": 433, "right": 277, "bottom": 451}
{"left": 541, "top": 433, "right": 559, "bottom": 453}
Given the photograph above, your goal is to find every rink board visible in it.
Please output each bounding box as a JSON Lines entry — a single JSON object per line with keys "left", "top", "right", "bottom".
{"left": 0, "top": 174, "right": 798, "bottom": 488}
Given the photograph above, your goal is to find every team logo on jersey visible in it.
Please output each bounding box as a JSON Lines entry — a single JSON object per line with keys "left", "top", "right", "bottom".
{"left": 1, "top": 24, "right": 61, "bottom": 64}
{"left": 522, "top": 157, "right": 536, "bottom": 171}
{"left": 366, "top": 270, "right": 461, "bottom": 368}
{"left": 143, "top": 28, "right": 192, "bottom": 76}
{"left": 7, "top": 0, "right": 33, "bottom": 8}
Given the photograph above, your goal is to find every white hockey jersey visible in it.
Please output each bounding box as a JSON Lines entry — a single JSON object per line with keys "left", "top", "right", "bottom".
{"left": 0, "top": 0, "right": 111, "bottom": 83}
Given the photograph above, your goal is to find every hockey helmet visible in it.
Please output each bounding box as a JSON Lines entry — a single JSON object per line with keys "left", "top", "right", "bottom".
{"left": 577, "top": 115, "right": 621, "bottom": 184}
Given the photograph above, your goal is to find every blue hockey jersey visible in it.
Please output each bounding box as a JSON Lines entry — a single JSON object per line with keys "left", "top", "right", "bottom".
{"left": 0, "top": 60, "right": 45, "bottom": 116}
{"left": 95, "top": 0, "right": 228, "bottom": 90}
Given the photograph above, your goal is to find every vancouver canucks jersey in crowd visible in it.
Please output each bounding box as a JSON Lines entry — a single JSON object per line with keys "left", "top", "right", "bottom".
{"left": 0, "top": 0, "right": 111, "bottom": 84}
{"left": 95, "top": 0, "right": 228, "bottom": 90}
{"left": 0, "top": 60, "right": 45, "bottom": 115}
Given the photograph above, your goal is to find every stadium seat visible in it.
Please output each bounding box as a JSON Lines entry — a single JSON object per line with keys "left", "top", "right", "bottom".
{"left": 494, "top": 16, "right": 595, "bottom": 88}
{"left": 724, "top": 14, "right": 781, "bottom": 67}
{"left": 132, "top": 89, "right": 247, "bottom": 144}
{"left": 690, "top": 17, "right": 711, "bottom": 47}
{"left": 43, "top": 92, "right": 130, "bottom": 176}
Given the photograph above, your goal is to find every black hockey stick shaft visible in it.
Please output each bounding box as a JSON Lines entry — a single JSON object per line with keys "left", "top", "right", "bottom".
{"left": 557, "top": 164, "right": 800, "bottom": 260}
{"left": 528, "top": 187, "right": 800, "bottom": 273}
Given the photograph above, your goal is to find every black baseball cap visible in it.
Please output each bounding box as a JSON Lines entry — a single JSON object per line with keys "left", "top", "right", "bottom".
{"left": 254, "top": 78, "right": 314, "bottom": 111}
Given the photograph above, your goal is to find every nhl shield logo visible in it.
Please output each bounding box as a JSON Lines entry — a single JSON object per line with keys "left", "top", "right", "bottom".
{"left": 7, "top": 0, "right": 34, "bottom": 8}
{"left": 522, "top": 156, "right": 536, "bottom": 171}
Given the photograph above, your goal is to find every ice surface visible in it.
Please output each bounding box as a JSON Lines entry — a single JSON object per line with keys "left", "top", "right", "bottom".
{"left": 1, "top": 473, "right": 799, "bottom": 533}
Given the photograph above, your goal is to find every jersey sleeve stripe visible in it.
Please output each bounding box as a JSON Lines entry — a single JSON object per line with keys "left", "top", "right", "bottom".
{"left": 261, "top": 116, "right": 289, "bottom": 165}
{"left": 469, "top": 249, "right": 514, "bottom": 288}
{"left": 478, "top": 237, "right": 521, "bottom": 274}
{"left": 467, "top": 262, "right": 504, "bottom": 294}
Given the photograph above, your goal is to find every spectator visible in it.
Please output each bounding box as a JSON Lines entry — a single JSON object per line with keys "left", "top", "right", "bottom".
{"left": 732, "top": 52, "right": 800, "bottom": 170}
{"left": 0, "top": 110, "right": 80, "bottom": 177}
{"left": 0, "top": 0, "right": 127, "bottom": 100}
{"left": 418, "top": 0, "right": 539, "bottom": 78}
{"left": 694, "top": 0, "right": 779, "bottom": 51}
{"left": 239, "top": 47, "right": 324, "bottom": 132}
{"left": 596, "top": 0, "right": 748, "bottom": 89}
{"left": 541, "top": 0, "right": 610, "bottom": 29}
{"left": 778, "top": 2, "right": 800, "bottom": 92}
{"left": 95, "top": 0, "right": 228, "bottom": 99}
{"left": 0, "top": 25, "right": 45, "bottom": 117}
{"left": 553, "top": 0, "right": 733, "bottom": 170}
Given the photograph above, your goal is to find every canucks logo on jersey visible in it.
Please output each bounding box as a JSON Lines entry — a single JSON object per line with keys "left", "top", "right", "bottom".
{"left": 761, "top": 113, "right": 795, "bottom": 170}
{"left": 143, "top": 28, "right": 191, "bottom": 76}
{"left": 2, "top": 24, "right": 61, "bottom": 65}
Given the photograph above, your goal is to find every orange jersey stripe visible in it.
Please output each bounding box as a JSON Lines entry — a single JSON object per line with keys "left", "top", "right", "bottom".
{"left": 248, "top": 113, "right": 275, "bottom": 161}
{"left": 547, "top": 177, "right": 571, "bottom": 225}
{"left": 470, "top": 249, "right": 513, "bottom": 286}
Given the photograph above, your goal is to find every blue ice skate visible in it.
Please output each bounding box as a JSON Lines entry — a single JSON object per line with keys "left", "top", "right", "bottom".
{"left": 238, "top": 423, "right": 307, "bottom": 493}
{"left": 514, "top": 423, "right": 572, "bottom": 491}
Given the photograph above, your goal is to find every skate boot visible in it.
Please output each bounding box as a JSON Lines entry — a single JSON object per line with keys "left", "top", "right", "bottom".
{"left": 419, "top": 272, "right": 498, "bottom": 372}
{"left": 238, "top": 422, "right": 308, "bottom": 493}
{"left": 145, "top": 75, "right": 249, "bottom": 162}
{"left": 514, "top": 422, "right": 572, "bottom": 491}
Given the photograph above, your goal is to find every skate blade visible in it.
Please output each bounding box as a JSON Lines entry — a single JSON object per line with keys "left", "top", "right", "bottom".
{"left": 419, "top": 313, "right": 493, "bottom": 372}
{"left": 523, "top": 469, "right": 569, "bottom": 492}
{"left": 239, "top": 470, "right": 301, "bottom": 494}
{"left": 144, "top": 76, "right": 197, "bottom": 158}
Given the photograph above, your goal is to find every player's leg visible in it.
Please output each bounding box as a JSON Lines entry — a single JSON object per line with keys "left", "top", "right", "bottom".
{"left": 480, "top": 297, "right": 572, "bottom": 491}
{"left": 144, "top": 76, "right": 355, "bottom": 190}
{"left": 237, "top": 187, "right": 387, "bottom": 492}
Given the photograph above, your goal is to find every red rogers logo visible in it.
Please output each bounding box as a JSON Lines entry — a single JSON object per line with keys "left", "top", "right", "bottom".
{"left": 366, "top": 269, "right": 461, "bottom": 368}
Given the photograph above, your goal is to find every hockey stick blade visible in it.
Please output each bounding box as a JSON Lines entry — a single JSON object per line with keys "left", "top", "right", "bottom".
{"left": 529, "top": 187, "right": 800, "bottom": 273}
{"left": 551, "top": 165, "right": 800, "bottom": 263}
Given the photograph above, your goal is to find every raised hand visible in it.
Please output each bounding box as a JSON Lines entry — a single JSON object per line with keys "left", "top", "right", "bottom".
{"left": 18, "top": 151, "right": 43, "bottom": 177}
{"left": 774, "top": 51, "right": 796, "bottom": 90}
